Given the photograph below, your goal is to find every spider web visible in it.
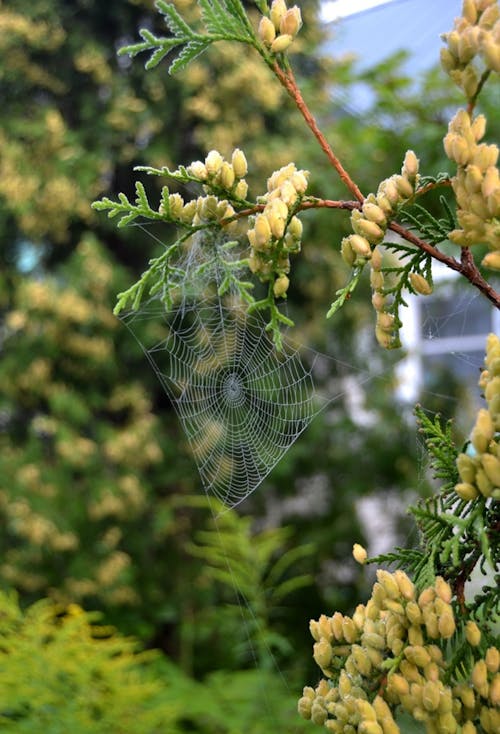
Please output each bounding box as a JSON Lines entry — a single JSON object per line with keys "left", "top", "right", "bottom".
{"left": 123, "top": 294, "right": 328, "bottom": 508}
{"left": 119, "top": 226, "right": 340, "bottom": 508}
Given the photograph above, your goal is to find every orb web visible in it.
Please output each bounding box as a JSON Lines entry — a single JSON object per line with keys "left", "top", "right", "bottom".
{"left": 124, "top": 294, "right": 327, "bottom": 508}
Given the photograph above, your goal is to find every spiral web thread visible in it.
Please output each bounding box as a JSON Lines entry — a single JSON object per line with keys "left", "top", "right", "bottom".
{"left": 119, "top": 229, "right": 338, "bottom": 507}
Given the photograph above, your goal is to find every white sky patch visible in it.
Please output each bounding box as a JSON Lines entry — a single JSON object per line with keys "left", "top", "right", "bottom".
{"left": 321, "top": 0, "right": 397, "bottom": 21}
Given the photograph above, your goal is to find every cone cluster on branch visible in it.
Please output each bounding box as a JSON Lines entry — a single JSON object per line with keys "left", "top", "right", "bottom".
{"left": 455, "top": 333, "right": 500, "bottom": 500}
{"left": 440, "top": 0, "right": 500, "bottom": 98}
{"left": 443, "top": 109, "right": 500, "bottom": 266}
{"left": 247, "top": 162, "right": 308, "bottom": 297}
{"left": 159, "top": 148, "right": 250, "bottom": 229}
{"left": 298, "top": 566, "right": 499, "bottom": 734}
{"left": 440, "top": 1, "right": 500, "bottom": 267}
{"left": 341, "top": 151, "right": 424, "bottom": 349}
{"left": 258, "top": 0, "right": 302, "bottom": 56}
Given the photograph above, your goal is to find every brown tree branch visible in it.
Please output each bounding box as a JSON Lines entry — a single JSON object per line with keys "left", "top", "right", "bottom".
{"left": 272, "top": 62, "right": 364, "bottom": 203}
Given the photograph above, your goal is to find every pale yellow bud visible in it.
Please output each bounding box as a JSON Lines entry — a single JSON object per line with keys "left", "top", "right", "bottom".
{"left": 168, "top": 192, "right": 184, "bottom": 218}
{"left": 331, "top": 611, "right": 344, "bottom": 640}
{"left": 353, "top": 218, "right": 385, "bottom": 243}
{"left": 471, "top": 114, "right": 487, "bottom": 142}
{"left": 362, "top": 202, "right": 387, "bottom": 226}
{"left": 290, "top": 170, "right": 309, "bottom": 194}
{"left": 486, "top": 188, "right": 500, "bottom": 218}
{"left": 273, "top": 274, "right": 289, "bottom": 298}
{"left": 481, "top": 166, "right": 499, "bottom": 198}
{"left": 205, "top": 150, "right": 223, "bottom": 175}
{"left": 472, "top": 143, "right": 499, "bottom": 170}
{"left": 363, "top": 632, "right": 386, "bottom": 650}
{"left": 487, "top": 687, "right": 500, "bottom": 719}
{"left": 402, "top": 150, "right": 419, "bottom": 181}
{"left": 438, "top": 612, "right": 456, "bottom": 639}
{"left": 393, "top": 174, "right": 414, "bottom": 199}
{"left": 372, "top": 695, "right": 392, "bottom": 720}
{"left": 254, "top": 214, "right": 272, "bottom": 248}
{"left": 406, "top": 601, "right": 422, "bottom": 625}
{"left": 201, "top": 195, "right": 218, "bottom": 219}
{"left": 462, "top": 721, "right": 477, "bottom": 734}
{"left": 455, "top": 481, "right": 479, "bottom": 500}
{"left": 388, "top": 673, "right": 409, "bottom": 697}
{"left": 372, "top": 292, "right": 385, "bottom": 311}
{"left": 441, "top": 47, "right": 458, "bottom": 72}
{"left": 219, "top": 162, "right": 235, "bottom": 190}
{"left": 465, "top": 164, "right": 484, "bottom": 193}
{"left": 309, "top": 618, "right": 320, "bottom": 641}
{"left": 234, "top": 179, "right": 248, "bottom": 199}
{"left": 376, "top": 570, "right": 400, "bottom": 600}
{"left": 457, "top": 453, "right": 478, "bottom": 484}
{"left": 437, "top": 712, "right": 457, "bottom": 734}
{"left": 375, "top": 326, "right": 394, "bottom": 349}
{"left": 408, "top": 625, "right": 424, "bottom": 647}
{"left": 381, "top": 178, "right": 401, "bottom": 206}
{"left": 230, "top": 148, "right": 248, "bottom": 180}
{"left": 311, "top": 701, "right": 327, "bottom": 726}
{"left": 271, "top": 33, "right": 293, "bottom": 54}
{"left": 418, "top": 587, "right": 435, "bottom": 608}
{"left": 342, "top": 616, "right": 358, "bottom": 643}
{"left": 458, "top": 27, "right": 480, "bottom": 64}
{"left": 472, "top": 408, "right": 494, "bottom": 453}
{"left": 280, "top": 6, "right": 302, "bottom": 37}
{"left": 479, "top": 3, "right": 500, "bottom": 29}
{"left": 377, "top": 311, "right": 395, "bottom": 332}
{"left": 472, "top": 659, "right": 488, "bottom": 693}
{"left": 485, "top": 646, "right": 500, "bottom": 674}
{"left": 370, "top": 269, "right": 385, "bottom": 290}
{"left": 270, "top": 0, "right": 287, "bottom": 31}
{"left": 350, "top": 234, "right": 372, "bottom": 258}
{"left": 298, "top": 695, "right": 312, "bottom": 719}
{"left": 376, "top": 192, "right": 395, "bottom": 217}
{"left": 358, "top": 721, "right": 383, "bottom": 734}
{"left": 404, "top": 646, "right": 431, "bottom": 668}
{"left": 435, "top": 576, "right": 452, "bottom": 604}
{"left": 476, "top": 467, "right": 494, "bottom": 496}
{"left": 451, "top": 136, "right": 473, "bottom": 166}
{"left": 288, "top": 215, "right": 303, "bottom": 240}
{"left": 481, "top": 452, "right": 500, "bottom": 486}
{"left": 267, "top": 208, "right": 286, "bottom": 239}
{"left": 462, "top": 0, "right": 478, "bottom": 24}
{"left": 465, "top": 621, "right": 482, "bottom": 646}
{"left": 409, "top": 272, "right": 433, "bottom": 295}
{"left": 481, "top": 32, "right": 500, "bottom": 72}
{"left": 258, "top": 15, "right": 276, "bottom": 46}
{"left": 188, "top": 160, "right": 208, "bottom": 180}
{"left": 456, "top": 683, "right": 476, "bottom": 709}
{"left": 444, "top": 30, "right": 461, "bottom": 58}
{"left": 424, "top": 611, "right": 440, "bottom": 639}
{"left": 313, "top": 638, "right": 332, "bottom": 669}
{"left": 353, "top": 543, "right": 368, "bottom": 564}
{"left": 341, "top": 237, "right": 356, "bottom": 266}
{"left": 422, "top": 680, "right": 441, "bottom": 711}
{"left": 352, "top": 645, "right": 372, "bottom": 676}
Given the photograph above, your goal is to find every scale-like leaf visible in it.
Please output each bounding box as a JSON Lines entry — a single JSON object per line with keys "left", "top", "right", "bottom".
{"left": 169, "top": 38, "right": 213, "bottom": 74}
{"left": 199, "top": 0, "right": 239, "bottom": 35}
{"left": 157, "top": 0, "right": 195, "bottom": 38}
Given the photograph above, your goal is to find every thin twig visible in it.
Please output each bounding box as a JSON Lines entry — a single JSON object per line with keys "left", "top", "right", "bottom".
{"left": 272, "top": 61, "right": 364, "bottom": 202}
{"left": 390, "top": 222, "right": 500, "bottom": 309}
{"left": 467, "top": 69, "right": 491, "bottom": 116}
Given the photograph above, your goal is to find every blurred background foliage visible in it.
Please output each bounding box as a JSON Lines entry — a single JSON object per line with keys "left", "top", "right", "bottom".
{"left": 0, "top": 0, "right": 491, "bottom": 728}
